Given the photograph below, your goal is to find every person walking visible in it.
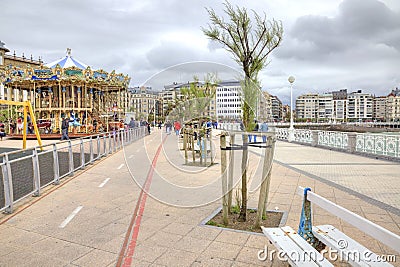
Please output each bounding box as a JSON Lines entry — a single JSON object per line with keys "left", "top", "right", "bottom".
{"left": 174, "top": 121, "right": 181, "bottom": 136}
{"left": 260, "top": 121, "right": 269, "bottom": 143}
{"left": 165, "top": 121, "right": 172, "bottom": 134}
{"left": 128, "top": 117, "right": 136, "bottom": 128}
{"left": 0, "top": 121, "right": 6, "bottom": 141}
{"left": 61, "top": 115, "right": 70, "bottom": 140}
{"left": 249, "top": 120, "right": 259, "bottom": 142}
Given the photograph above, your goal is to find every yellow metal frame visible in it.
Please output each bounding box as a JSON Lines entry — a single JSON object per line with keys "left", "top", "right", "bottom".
{"left": 0, "top": 100, "right": 43, "bottom": 150}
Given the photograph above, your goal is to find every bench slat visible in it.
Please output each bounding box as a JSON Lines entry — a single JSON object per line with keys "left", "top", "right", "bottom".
{"left": 313, "top": 225, "right": 393, "bottom": 267}
{"left": 262, "top": 226, "right": 333, "bottom": 267}
{"left": 297, "top": 186, "right": 400, "bottom": 254}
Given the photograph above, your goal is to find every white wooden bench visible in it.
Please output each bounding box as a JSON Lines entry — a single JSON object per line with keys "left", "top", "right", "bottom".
{"left": 263, "top": 226, "right": 334, "bottom": 266}
{"left": 262, "top": 186, "right": 400, "bottom": 266}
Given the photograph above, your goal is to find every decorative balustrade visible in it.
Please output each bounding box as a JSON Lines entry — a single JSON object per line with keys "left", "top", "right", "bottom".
{"left": 318, "top": 131, "right": 348, "bottom": 149}
{"left": 356, "top": 133, "right": 400, "bottom": 158}
{"left": 294, "top": 129, "right": 313, "bottom": 144}
{"left": 275, "top": 128, "right": 399, "bottom": 161}
{"left": 218, "top": 123, "right": 399, "bottom": 160}
{"left": 275, "top": 128, "right": 288, "bottom": 140}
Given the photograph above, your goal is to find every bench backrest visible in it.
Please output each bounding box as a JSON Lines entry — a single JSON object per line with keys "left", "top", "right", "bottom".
{"left": 297, "top": 186, "right": 400, "bottom": 253}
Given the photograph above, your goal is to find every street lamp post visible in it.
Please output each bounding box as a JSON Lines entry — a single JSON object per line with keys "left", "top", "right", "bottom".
{"left": 288, "top": 76, "right": 295, "bottom": 142}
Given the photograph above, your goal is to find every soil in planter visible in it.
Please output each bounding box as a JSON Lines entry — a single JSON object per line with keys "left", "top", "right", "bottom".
{"left": 206, "top": 208, "right": 284, "bottom": 233}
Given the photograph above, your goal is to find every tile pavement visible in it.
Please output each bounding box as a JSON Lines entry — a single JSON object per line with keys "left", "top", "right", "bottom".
{"left": 0, "top": 129, "right": 398, "bottom": 266}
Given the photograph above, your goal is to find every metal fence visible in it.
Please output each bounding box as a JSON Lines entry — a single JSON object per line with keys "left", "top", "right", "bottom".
{"left": 0, "top": 127, "right": 147, "bottom": 213}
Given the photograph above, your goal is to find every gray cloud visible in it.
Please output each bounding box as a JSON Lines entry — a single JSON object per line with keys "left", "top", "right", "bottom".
{"left": 266, "top": 0, "right": 400, "bottom": 101}
{"left": 0, "top": 0, "right": 399, "bottom": 104}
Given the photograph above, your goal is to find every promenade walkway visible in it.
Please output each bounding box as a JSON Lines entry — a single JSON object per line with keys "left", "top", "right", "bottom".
{"left": 0, "top": 129, "right": 398, "bottom": 266}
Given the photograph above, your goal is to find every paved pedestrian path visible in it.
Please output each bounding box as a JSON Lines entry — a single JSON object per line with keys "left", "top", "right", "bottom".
{"left": 0, "top": 129, "right": 398, "bottom": 266}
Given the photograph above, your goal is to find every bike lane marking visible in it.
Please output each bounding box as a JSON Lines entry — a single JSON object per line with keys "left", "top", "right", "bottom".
{"left": 59, "top": 206, "right": 83, "bottom": 228}
{"left": 116, "top": 134, "right": 167, "bottom": 267}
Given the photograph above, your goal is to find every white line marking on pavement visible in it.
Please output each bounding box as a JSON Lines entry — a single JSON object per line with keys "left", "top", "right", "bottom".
{"left": 59, "top": 206, "right": 83, "bottom": 228}
{"left": 129, "top": 155, "right": 134, "bottom": 159}
{"left": 98, "top": 178, "right": 111, "bottom": 188}
{"left": 117, "top": 164, "right": 124, "bottom": 170}
{"left": 136, "top": 149, "right": 140, "bottom": 152}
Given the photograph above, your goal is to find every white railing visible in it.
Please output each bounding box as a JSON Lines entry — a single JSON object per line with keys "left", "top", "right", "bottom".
{"left": 220, "top": 122, "right": 400, "bottom": 160}
{"left": 318, "top": 131, "right": 349, "bottom": 149}
{"left": 356, "top": 133, "right": 400, "bottom": 158}
{"left": 294, "top": 129, "right": 313, "bottom": 144}
{"left": 219, "top": 122, "right": 241, "bottom": 131}
{"left": 276, "top": 128, "right": 289, "bottom": 140}
{"left": 275, "top": 128, "right": 400, "bottom": 160}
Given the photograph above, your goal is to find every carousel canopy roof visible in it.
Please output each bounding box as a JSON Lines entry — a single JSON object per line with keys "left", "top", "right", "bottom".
{"left": 45, "top": 48, "right": 88, "bottom": 69}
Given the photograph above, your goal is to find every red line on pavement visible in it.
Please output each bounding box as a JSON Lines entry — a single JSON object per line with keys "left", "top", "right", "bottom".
{"left": 116, "top": 134, "right": 167, "bottom": 267}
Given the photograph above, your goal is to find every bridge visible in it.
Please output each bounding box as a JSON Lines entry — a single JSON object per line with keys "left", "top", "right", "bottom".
{"left": 0, "top": 127, "right": 399, "bottom": 266}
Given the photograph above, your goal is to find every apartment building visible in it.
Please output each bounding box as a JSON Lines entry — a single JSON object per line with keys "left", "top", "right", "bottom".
{"left": 333, "top": 99, "right": 347, "bottom": 121}
{"left": 282, "top": 104, "right": 290, "bottom": 122}
{"left": 347, "top": 90, "right": 373, "bottom": 121}
{"left": 296, "top": 89, "right": 375, "bottom": 122}
{"left": 129, "top": 86, "right": 160, "bottom": 121}
{"left": 216, "top": 81, "right": 242, "bottom": 120}
{"left": 386, "top": 87, "right": 400, "bottom": 121}
{"left": 163, "top": 81, "right": 216, "bottom": 119}
{"left": 318, "top": 93, "right": 333, "bottom": 121}
{"left": 295, "top": 93, "right": 319, "bottom": 120}
{"left": 332, "top": 89, "right": 347, "bottom": 121}
{"left": 373, "top": 96, "right": 387, "bottom": 121}
{"left": 270, "top": 95, "right": 283, "bottom": 122}
{"left": 257, "top": 91, "right": 273, "bottom": 122}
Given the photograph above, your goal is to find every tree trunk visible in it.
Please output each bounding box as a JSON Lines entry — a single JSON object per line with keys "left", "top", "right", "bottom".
{"left": 239, "top": 133, "right": 248, "bottom": 221}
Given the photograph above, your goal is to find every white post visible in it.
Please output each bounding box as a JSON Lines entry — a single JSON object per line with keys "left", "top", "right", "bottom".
{"left": 288, "top": 76, "right": 295, "bottom": 142}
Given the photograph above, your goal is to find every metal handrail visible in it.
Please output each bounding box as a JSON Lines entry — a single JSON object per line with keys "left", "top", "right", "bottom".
{"left": 0, "top": 127, "right": 147, "bottom": 213}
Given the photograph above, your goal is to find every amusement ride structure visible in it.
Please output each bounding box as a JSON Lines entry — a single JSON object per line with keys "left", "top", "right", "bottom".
{"left": 0, "top": 48, "right": 130, "bottom": 138}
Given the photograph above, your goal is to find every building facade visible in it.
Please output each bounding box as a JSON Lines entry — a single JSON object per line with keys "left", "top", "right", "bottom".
{"left": 386, "top": 88, "right": 400, "bottom": 121}
{"left": 216, "top": 81, "right": 242, "bottom": 120}
{"left": 129, "top": 86, "right": 161, "bottom": 122}
{"left": 270, "top": 95, "right": 283, "bottom": 122}
{"left": 258, "top": 91, "right": 273, "bottom": 122}
{"left": 163, "top": 81, "right": 216, "bottom": 120}
{"left": 295, "top": 93, "right": 319, "bottom": 121}
{"left": 347, "top": 90, "right": 373, "bottom": 121}
{"left": 373, "top": 96, "right": 387, "bottom": 121}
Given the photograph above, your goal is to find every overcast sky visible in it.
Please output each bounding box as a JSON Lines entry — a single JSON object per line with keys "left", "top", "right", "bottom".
{"left": 1, "top": 0, "right": 399, "bottom": 104}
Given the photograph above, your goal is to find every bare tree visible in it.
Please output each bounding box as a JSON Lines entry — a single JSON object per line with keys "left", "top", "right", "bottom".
{"left": 203, "top": 1, "right": 283, "bottom": 222}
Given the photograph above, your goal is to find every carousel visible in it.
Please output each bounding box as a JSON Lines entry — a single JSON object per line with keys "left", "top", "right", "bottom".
{"left": 0, "top": 48, "right": 130, "bottom": 138}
